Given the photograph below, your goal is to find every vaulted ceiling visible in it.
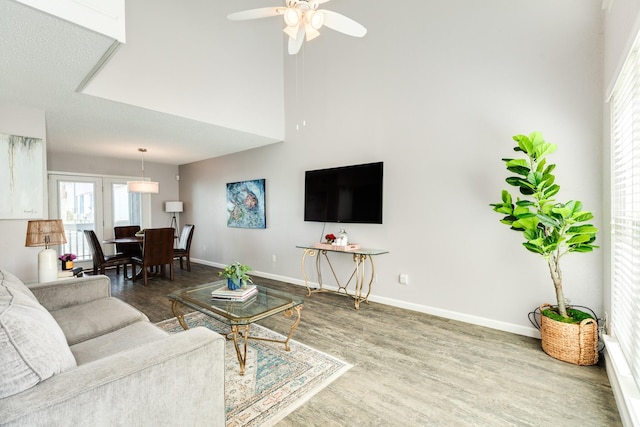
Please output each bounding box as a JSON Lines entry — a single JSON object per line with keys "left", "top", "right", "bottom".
{"left": 0, "top": 0, "right": 285, "bottom": 165}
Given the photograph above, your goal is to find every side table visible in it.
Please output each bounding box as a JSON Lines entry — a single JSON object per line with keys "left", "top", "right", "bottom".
{"left": 296, "top": 245, "right": 388, "bottom": 309}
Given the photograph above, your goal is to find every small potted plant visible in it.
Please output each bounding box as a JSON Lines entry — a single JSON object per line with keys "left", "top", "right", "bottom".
{"left": 325, "top": 233, "right": 336, "bottom": 244}
{"left": 59, "top": 253, "right": 76, "bottom": 270}
{"left": 490, "top": 131, "right": 599, "bottom": 365}
{"left": 218, "top": 261, "right": 253, "bottom": 290}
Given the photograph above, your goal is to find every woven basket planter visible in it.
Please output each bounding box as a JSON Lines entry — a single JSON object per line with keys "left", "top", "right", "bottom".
{"left": 539, "top": 304, "right": 598, "bottom": 366}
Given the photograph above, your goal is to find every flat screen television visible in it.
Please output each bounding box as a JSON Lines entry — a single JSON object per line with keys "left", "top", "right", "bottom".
{"left": 304, "top": 161, "right": 383, "bottom": 224}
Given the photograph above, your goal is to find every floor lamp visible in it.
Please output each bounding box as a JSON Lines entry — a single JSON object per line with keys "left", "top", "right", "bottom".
{"left": 165, "top": 201, "right": 183, "bottom": 234}
{"left": 25, "top": 219, "right": 67, "bottom": 283}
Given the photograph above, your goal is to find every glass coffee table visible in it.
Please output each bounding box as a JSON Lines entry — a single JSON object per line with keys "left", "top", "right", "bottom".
{"left": 168, "top": 280, "right": 304, "bottom": 375}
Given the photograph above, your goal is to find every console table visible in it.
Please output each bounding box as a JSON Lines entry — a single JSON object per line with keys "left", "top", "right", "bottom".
{"left": 296, "top": 245, "right": 388, "bottom": 309}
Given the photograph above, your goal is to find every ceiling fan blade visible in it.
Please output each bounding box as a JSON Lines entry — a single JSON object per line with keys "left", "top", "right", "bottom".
{"left": 320, "top": 10, "right": 367, "bottom": 37}
{"left": 288, "top": 25, "right": 305, "bottom": 55}
{"left": 227, "top": 7, "right": 282, "bottom": 21}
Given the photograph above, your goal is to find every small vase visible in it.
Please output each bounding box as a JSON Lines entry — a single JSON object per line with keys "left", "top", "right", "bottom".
{"left": 62, "top": 260, "right": 74, "bottom": 270}
{"left": 337, "top": 229, "right": 348, "bottom": 246}
{"left": 227, "top": 278, "right": 243, "bottom": 290}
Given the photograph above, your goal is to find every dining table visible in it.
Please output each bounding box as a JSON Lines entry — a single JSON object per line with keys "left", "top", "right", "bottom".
{"left": 103, "top": 235, "right": 144, "bottom": 279}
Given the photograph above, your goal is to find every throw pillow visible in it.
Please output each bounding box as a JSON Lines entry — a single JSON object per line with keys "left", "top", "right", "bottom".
{"left": 0, "top": 270, "right": 77, "bottom": 399}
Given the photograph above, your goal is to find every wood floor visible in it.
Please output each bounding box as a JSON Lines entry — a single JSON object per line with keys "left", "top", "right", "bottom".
{"left": 103, "top": 262, "right": 621, "bottom": 426}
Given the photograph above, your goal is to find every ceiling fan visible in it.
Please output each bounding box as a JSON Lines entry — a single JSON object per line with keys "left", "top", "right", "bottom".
{"left": 227, "top": 0, "right": 367, "bottom": 55}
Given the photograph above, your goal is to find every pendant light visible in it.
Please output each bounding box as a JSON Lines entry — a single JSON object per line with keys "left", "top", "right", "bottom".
{"left": 127, "top": 148, "right": 159, "bottom": 193}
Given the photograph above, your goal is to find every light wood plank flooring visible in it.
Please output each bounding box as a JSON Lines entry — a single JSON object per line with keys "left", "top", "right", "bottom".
{"left": 101, "top": 263, "right": 621, "bottom": 426}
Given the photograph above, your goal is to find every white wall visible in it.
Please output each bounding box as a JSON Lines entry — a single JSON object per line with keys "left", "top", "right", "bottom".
{"left": 0, "top": 104, "right": 47, "bottom": 281}
{"left": 179, "top": 0, "right": 604, "bottom": 336}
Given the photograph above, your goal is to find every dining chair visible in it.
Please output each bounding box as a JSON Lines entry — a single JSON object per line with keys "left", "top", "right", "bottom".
{"left": 114, "top": 225, "right": 142, "bottom": 273}
{"left": 132, "top": 227, "right": 175, "bottom": 286}
{"left": 173, "top": 224, "right": 195, "bottom": 271}
{"left": 83, "top": 230, "right": 132, "bottom": 276}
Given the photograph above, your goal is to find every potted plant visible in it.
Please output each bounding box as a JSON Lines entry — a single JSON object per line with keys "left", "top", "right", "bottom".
{"left": 218, "top": 261, "right": 253, "bottom": 290}
{"left": 59, "top": 253, "right": 77, "bottom": 270}
{"left": 490, "top": 131, "right": 599, "bottom": 365}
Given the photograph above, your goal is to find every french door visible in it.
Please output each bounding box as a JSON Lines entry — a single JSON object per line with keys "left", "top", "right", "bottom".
{"left": 48, "top": 174, "right": 147, "bottom": 268}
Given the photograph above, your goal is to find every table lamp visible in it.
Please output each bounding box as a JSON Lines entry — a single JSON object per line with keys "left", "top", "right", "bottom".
{"left": 25, "top": 219, "right": 67, "bottom": 283}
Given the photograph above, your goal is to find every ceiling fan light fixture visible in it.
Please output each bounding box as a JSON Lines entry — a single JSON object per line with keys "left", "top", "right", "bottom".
{"left": 283, "top": 25, "right": 299, "bottom": 39}
{"left": 283, "top": 8, "right": 301, "bottom": 27}
{"left": 307, "top": 10, "right": 324, "bottom": 30}
{"left": 304, "top": 22, "right": 320, "bottom": 41}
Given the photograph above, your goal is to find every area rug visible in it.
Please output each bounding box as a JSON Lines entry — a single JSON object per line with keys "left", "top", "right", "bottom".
{"left": 156, "top": 312, "right": 352, "bottom": 427}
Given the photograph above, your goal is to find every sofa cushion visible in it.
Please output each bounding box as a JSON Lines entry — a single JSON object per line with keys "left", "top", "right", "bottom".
{"left": 0, "top": 269, "right": 77, "bottom": 399}
{"left": 0, "top": 268, "right": 37, "bottom": 300}
{"left": 70, "top": 321, "right": 169, "bottom": 365}
{"left": 51, "top": 297, "right": 149, "bottom": 345}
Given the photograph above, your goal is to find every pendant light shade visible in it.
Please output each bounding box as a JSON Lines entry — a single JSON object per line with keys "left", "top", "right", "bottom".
{"left": 127, "top": 148, "right": 159, "bottom": 194}
{"left": 127, "top": 181, "right": 159, "bottom": 193}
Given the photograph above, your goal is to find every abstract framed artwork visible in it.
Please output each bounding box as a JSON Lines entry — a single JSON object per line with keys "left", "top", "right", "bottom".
{"left": 0, "top": 133, "right": 45, "bottom": 219}
{"left": 226, "top": 179, "right": 266, "bottom": 229}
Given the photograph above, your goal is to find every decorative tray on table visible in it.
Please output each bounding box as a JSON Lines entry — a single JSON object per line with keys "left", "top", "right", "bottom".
{"left": 313, "top": 243, "right": 361, "bottom": 251}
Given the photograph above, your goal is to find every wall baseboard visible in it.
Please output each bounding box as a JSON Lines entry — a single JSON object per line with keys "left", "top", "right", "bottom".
{"left": 192, "top": 258, "right": 541, "bottom": 339}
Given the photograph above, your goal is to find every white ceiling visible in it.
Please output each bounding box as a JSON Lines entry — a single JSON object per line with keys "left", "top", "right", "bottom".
{"left": 0, "top": 0, "right": 285, "bottom": 165}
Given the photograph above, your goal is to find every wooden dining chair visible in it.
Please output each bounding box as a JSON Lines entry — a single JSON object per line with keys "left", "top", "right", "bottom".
{"left": 132, "top": 227, "right": 175, "bottom": 286}
{"left": 173, "top": 224, "right": 195, "bottom": 271}
{"left": 114, "top": 225, "right": 142, "bottom": 256}
{"left": 83, "top": 230, "right": 132, "bottom": 276}
{"left": 114, "top": 225, "right": 141, "bottom": 274}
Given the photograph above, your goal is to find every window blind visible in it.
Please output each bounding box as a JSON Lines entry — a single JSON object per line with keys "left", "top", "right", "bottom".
{"left": 611, "top": 47, "right": 640, "bottom": 391}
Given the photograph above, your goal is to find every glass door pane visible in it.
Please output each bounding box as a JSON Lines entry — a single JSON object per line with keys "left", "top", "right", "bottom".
{"left": 103, "top": 178, "right": 146, "bottom": 242}
{"left": 111, "top": 182, "right": 141, "bottom": 227}
{"left": 49, "top": 175, "right": 103, "bottom": 265}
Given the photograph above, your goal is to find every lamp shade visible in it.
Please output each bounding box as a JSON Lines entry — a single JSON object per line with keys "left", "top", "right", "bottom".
{"left": 165, "top": 201, "right": 184, "bottom": 213}
{"left": 127, "top": 180, "right": 159, "bottom": 194}
{"left": 25, "top": 220, "right": 67, "bottom": 248}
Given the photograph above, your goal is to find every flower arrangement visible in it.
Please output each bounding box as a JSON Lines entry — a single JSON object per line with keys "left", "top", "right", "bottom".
{"left": 59, "top": 253, "right": 77, "bottom": 262}
{"left": 325, "top": 233, "right": 336, "bottom": 244}
{"left": 218, "top": 261, "right": 253, "bottom": 288}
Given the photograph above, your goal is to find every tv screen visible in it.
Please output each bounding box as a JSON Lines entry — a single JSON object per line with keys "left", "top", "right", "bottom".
{"left": 304, "top": 162, "right": 383, "bottom": 224}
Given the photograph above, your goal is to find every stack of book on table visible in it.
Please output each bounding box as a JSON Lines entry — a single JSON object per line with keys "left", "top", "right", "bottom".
{"left": 211, "top": 284, "right": 258, "bottom": 301}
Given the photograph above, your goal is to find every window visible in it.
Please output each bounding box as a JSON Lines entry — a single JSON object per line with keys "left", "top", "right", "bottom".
{"left": 49, "top": 174, "right": 147, "bottom": 268}
{"left": 610, "top": 44, "right": 640, "bottom": 424}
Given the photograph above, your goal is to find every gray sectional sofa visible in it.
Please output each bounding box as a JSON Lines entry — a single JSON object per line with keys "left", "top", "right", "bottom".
{"left": 0, "top": 268, "right": 225, "bottom": 426}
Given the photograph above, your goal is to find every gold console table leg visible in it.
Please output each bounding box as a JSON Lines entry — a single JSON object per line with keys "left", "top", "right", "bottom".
{"left": 300, "top": 247, "right": 378, "bottom": 309}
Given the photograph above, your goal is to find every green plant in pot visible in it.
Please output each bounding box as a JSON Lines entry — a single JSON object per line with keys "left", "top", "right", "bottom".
{"left": 219, "top": 261, "right": 253, "bottom": 290}
{"left": 490, "top": 131, "right": 600, "bottom": 365}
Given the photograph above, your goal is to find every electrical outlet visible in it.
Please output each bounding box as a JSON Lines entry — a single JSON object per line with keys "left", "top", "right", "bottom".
{"left": 272, "top": 254, "right": 277, "bottom": 263}
{"left": 399, "top": 274, "right": 408, "bottom": 285}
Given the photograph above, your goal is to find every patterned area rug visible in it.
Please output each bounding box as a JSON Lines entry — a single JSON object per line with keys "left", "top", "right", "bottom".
{"left": 156, "top": 312, "right": 352, "bottom": 427}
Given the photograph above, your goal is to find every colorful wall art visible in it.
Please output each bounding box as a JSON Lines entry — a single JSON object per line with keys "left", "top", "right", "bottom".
{"left": 226, "top": 179, "right": 266, "bottom": 229}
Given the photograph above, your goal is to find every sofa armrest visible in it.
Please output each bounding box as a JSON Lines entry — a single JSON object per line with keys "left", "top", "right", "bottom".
{"left": 0, "top": 327, "right": 226, "bottom": 427}
{"left": 28, "top": 275, "right": 111, "bottom": 311}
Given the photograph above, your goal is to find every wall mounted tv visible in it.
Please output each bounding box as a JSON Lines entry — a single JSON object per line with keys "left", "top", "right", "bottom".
{"left": 304, "top": 161, "right": 383, "bottom": 224}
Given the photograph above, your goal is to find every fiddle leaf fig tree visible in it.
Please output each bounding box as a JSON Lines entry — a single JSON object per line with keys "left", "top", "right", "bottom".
{"left": 490, "top": 132, "right": 598, "bottom": 319}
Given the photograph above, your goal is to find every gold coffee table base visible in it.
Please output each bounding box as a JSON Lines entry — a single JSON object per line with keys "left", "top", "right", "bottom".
{"left": 170, "top": 300, "right": 303, "bottom": 375}
{"left": 226, "top": 305, "right": 303, "bottom": 375}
